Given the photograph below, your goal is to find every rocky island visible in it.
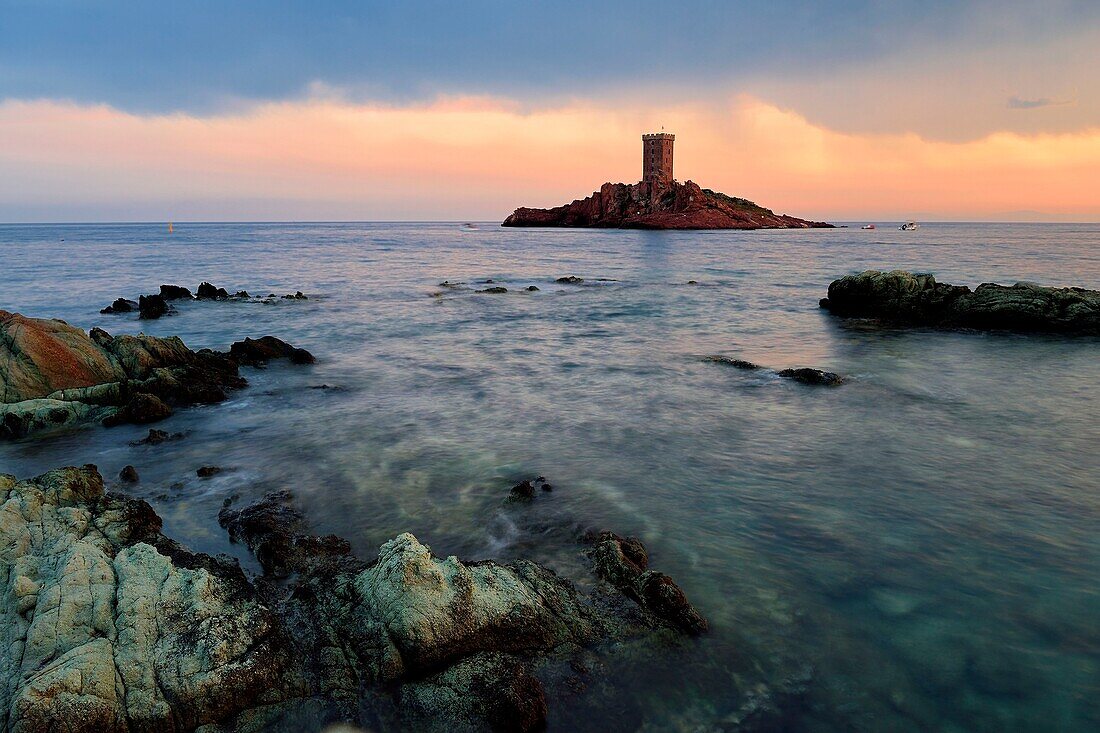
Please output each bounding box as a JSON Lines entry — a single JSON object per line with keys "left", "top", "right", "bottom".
{"left": 503, "top": 133, "right": 831, "bottom": 230}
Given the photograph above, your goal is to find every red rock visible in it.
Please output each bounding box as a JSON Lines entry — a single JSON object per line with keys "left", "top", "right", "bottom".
{"left": 503, "top": 180, "right": 831, "bottom": 230}
{"left": 0, "top": 311, "right": 122, "bottom": 402}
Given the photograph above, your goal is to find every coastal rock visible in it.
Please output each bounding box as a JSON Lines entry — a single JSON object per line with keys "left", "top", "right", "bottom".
{"left": 587, "top": 531, "right": 708, "bottom": 635}
{"left": 0, "top": 466, "right": 293, "bottom": 733}
{"left": 0, "top": 311, "right": 122, "bottom": 402}
{"left": 504, "top": 180, "right": 832, "bottom": 230}
{"left": 119, "top": 465, "right": 139, "bottom": 482}
{"left": 0, "top": 311, "right": 311, "bottom": 438}
{"left": 557, "top": 275, "right": 584, "bottom": 284}
{"left": 197, "top": 465, "right": 222, "bottom": 478}
{"left": 820, "top": 270, "right": 1100, "bottom": 334}
{"left": 479, "top": 286, "right": 508, "bottom": 294}
{"left": 4, "top": 470, "right": 707, "bottom": 732}
{"left": 228, "top": 336, "right": 316, "bottom": 366}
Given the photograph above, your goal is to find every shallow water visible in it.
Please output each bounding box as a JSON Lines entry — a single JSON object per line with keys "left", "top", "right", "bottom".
{"left": 1, "top": 221, "right": 1098, "bottom": 731}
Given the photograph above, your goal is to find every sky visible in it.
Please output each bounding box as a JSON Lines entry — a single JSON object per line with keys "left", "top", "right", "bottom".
{"left": 1, "top": 0, "right": 1098, "bottom": 222}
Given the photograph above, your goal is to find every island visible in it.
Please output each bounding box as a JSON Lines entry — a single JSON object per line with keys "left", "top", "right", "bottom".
{"left": 503, "top": 132, "right": 832, "bottom": 230}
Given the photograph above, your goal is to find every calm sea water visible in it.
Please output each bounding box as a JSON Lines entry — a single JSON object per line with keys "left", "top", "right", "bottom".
{"left": 1, "top": 222, "right": 1098, "bottom": 731}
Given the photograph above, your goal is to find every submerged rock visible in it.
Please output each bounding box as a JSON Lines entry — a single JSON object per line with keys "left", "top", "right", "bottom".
{"left": 556, "top": 275, "right": 584, "bottom": 284}
{"left": 777, "top": 368, "right": 846, "bottom": 387}
{"left": 130, "top": 428, "right": 184, "bottom": 446}
{"left": 197, "top": 465, "right": 222, "bottom": 478}
{"left": 705, "top": 355, "right": 845, "bottom": 386}
{"left": 0, "top": 311, "right": 311, "bottom": 438}
{"left": 703, "top": 355, "right": 763, "bottom": 370}
{"left": 479, "top": 286, "right": 508, "bottom": 294}
{"left": 510, "top": 479, "right": 536, "bottom": 499}
{"left": 820, "top": 269, "right": 1100, "bottom": 334}
{"left": 119, "top": 465, "right": 139, "bottom": 482}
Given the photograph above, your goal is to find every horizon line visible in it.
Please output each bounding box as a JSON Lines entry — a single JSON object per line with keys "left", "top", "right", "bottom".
{"left": 1, "top": 219, "right": 1098, "bottom": 227}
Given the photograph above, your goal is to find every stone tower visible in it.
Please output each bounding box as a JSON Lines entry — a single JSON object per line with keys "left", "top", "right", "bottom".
{"left": 642, "top": 132, "right": 674, "bottom": 184}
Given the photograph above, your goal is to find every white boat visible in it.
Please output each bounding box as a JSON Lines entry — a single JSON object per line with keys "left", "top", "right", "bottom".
{"left": 899, "top": 221, "right": 919, "bottom": 231}
{"left": 861, "top": 224, "right": 875, "bottom": 230}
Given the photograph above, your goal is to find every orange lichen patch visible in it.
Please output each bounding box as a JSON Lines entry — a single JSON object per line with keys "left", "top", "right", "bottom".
{"left": 0, "top": 311, "right": 123, "bottom": 402}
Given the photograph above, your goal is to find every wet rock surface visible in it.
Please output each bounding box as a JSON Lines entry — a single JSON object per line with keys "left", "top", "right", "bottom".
{"left": 820, "top": 269, "right": 1100, "bottom": 334}
{"left": 587, "top": 531, "right": 708, "bottom": 636}
{"left": 504, "top": 180, "right": 832, "bottom": 230}
{"left": 0, "top": 311, "right": 311, "bottom": 439}
{"left": 0, "top": 470, "right": 717, "bottom": 733}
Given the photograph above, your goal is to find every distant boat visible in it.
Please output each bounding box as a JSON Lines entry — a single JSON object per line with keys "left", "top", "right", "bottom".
{"left": 461, "top": 222, "right": 479, "bottom": 231}
{"left": 861, "top": 224, "right": 876, "bottom": 230}
{"left": 899, "top": 221, "right": 919, "bottom": 231}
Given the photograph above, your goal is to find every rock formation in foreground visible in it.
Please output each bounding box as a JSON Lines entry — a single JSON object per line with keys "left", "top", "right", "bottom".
{"left": 503, "top": 180, "right": 832, "bottom": 230}
{"left": 819, "top": 270, "right": 1100, "bottom": 335}
{"left": 0, "top": 310, "right": 313, "bottom": 438}
{"left": 0, "top": 466, "right": 706, "bottom": 732}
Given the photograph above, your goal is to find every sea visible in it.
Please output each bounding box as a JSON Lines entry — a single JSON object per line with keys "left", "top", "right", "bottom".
{"left": 1, "top": 221, "right": 1098, "bottom": 731}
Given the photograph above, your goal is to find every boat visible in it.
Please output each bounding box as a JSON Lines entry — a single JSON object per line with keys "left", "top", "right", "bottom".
{"left": 861, "top": 224, "right": 876, "bottom": 230}
{"left": 899, "top": 221, "right": 919, "bottom": 231}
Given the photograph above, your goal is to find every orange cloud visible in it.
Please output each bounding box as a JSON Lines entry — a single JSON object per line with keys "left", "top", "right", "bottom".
{"left": 0, "top": 95, "right": 1097, "bottom": 221}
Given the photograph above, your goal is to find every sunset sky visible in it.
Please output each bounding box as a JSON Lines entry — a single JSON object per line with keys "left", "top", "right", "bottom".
{"left": 1, "top": 1, "right": 1098, "bottom": 222}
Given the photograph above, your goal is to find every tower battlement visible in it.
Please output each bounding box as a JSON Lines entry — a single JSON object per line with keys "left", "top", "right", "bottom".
{"left": 642, "top": 132, "right": 674, "bottom": 184}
